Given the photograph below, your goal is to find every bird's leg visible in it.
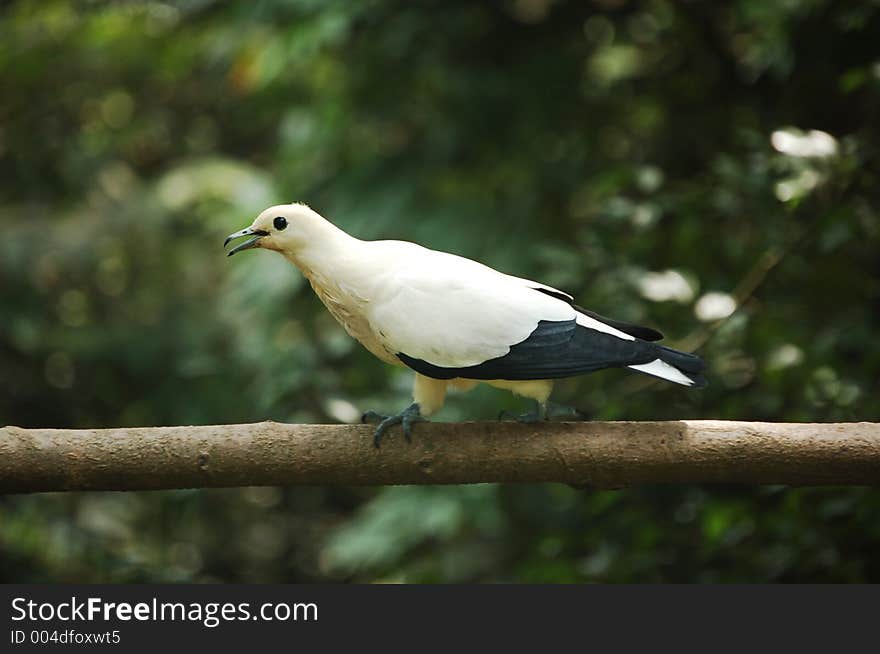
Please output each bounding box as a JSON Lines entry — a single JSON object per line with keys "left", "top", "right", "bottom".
{"left": 361, "top": 402, "right": 427, "bottom": 448}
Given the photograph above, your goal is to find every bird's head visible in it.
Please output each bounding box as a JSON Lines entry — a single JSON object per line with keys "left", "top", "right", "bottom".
{"left": 224, "top": 203, "right": 326, "bottom": 257}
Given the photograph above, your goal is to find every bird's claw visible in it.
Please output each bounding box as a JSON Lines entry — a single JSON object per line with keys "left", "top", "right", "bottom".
{"left": 361, "top": 410, "right": 388, "bottom": 424}
{"left": 497, "top": 409, "right": 526, "bottom": 422}
{"left": 498, "top": 401, "right": 548, "bottom": 423}
{"left": 516, "top": 411, "right": 544, "bottom": 424}
{"left": 363, "top": 403, "right": 426, "bottom": 448}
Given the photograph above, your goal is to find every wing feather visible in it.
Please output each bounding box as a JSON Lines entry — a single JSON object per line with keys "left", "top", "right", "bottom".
{"left": 364, "top": 243, "right": 663, "bottom": 379}
{"left": 365, "top": 246, "right": 574, "bottom": 368}
{"left": 398, "top": 319, "right": 659, "bottom": 380}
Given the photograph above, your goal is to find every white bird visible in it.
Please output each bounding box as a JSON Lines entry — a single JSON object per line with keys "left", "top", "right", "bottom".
{"left": 225, "top": 203, "right": 706, "bottom": 446}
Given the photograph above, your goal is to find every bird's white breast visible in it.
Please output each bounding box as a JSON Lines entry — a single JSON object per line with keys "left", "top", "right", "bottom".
{"left": 303, "top": 269, "right": 402, "bottom": 366}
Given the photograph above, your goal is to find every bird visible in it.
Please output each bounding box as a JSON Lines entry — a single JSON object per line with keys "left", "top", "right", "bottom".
{"left": 225, "top": 203, "right": 706, "bottom": 447}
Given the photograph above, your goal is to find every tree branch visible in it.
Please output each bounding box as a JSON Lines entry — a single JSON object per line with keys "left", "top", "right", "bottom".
{"left": 1, "top": 421, "right": 878, "bottom": 493}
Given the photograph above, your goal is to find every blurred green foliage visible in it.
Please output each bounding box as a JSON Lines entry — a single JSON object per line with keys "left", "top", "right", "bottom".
{"left": 1, "top": 0, "right": 879, "bottom": 582}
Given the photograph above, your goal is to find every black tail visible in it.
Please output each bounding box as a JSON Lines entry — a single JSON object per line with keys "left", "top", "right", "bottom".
{"left": 657, "top": 345, "right": 708, "bottom": 388}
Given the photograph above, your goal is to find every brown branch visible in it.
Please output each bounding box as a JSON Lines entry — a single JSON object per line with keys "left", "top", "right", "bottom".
{"left": 1, "top": 421, "right": 878, "bottom": 493}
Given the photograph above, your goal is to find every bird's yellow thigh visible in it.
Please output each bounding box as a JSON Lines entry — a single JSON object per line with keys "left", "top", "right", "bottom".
{"left": 412, "top": 374, "right": 448, "bottom": 417}
{"left": 485, "top": 379, "right": 554, "bottom": 403}
{"left": 449, "top": 378, "right": 479, "bottom": 392}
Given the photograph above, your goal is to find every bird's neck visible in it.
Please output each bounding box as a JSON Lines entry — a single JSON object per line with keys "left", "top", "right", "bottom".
{"left": 281, "top": 219, "right": 367, "bottom": 286}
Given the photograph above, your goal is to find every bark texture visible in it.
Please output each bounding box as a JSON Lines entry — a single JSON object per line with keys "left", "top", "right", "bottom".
{"left": 1, "top": 421, "right": 878, "bottom": 493}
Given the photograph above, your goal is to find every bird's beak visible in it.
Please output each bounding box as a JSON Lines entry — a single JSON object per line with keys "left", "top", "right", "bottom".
{"left": 224, "top": 227, "right": 269, "bottom": 257}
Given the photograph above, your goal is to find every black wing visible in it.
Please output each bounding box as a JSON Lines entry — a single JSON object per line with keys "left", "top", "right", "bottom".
{"left": 572, "top": 304, "right": 664, "bottom": 342}
{"left": 397, "top": 319, "right": 659, "bottom": 381}
{"left": 528, "top": 286, "right": 664, "bottom": 342}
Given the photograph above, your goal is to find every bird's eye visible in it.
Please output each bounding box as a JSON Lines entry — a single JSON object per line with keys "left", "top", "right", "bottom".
{"left": 273, "top": 216, "right": 287, "bottom": 231}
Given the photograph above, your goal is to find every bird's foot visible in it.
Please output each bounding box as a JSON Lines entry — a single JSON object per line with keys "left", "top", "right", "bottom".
{"left": 549, "top": 404, "right": 589, "bottom": 421}
{"left": 498, "top": 400, "right": 548, "bottom": 423}
{"left": 568, "top": 407, "right": 592, "bottom": 421}
{"left": 361, "top": 402, "right": 426, "bottom": 448}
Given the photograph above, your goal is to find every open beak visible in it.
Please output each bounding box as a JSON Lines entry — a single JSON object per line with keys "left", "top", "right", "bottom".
{"left": 224, "top": 227, "right": 269, "bottom": 257}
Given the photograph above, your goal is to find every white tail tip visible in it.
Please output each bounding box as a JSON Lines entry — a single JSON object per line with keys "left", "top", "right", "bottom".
{"left": 628, "top": 358, "right": 695, "bottom": 386}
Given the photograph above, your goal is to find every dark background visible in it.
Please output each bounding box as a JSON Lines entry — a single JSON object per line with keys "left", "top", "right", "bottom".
{"left": 1, "top": 0, "right": 878, "bottom": 582}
